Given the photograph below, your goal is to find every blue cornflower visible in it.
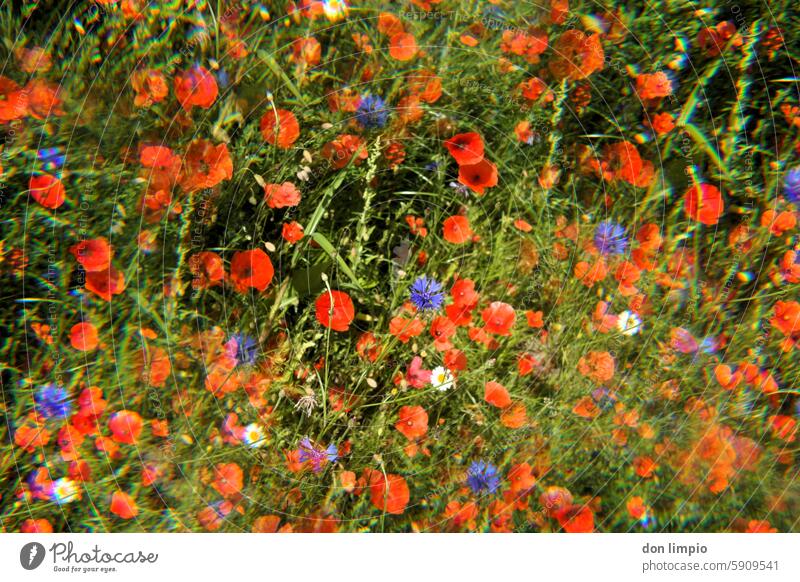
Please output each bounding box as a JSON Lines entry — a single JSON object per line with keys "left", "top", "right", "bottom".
{"left": 37, "top": 147, "right": 65, "bottom": 171}
{"left": 298, "top": 437, "right": 338, "bottom": 473}
{"left": 699, "top": 336, "right": 718, "bottom": 354}
{"left": 591, "top": 387, "right": 617, "bottom": 411}
{"left": 467, "top": 461, "right": 500, "bottom": 494}
{"left": 409, "top": 275, "right": 445, "bottom": 312}
{"left": 594, "top": 220, "right": 629, "bottom": 256}
{"left": 216, "top": 69, "right": 230, "bottom": 88}
{"left": 228, "top": 333, "right": 259, "bottom": 366}
{"left": 355, "top": 94, "right": 388, "bottom": 129}
{"left": 784, "top": 167, "right": 800, "bottom": 205}
{"left": 34, "top": 384, "right": 72, "bottom": 420}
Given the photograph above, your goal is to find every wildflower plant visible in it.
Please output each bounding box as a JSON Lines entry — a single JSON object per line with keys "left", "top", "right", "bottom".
{"left": 0, "top": 0, "right": 798, "bottom": 536}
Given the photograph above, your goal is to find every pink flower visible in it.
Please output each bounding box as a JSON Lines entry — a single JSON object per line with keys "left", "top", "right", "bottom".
{"left": 405, "top": 356, "right": 432, "bottom": 388}
{"left": 670, "top": 327, "right": 698, "bottom": 354}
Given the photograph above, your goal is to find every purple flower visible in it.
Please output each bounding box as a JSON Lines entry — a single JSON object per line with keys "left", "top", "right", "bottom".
{"left": 298, "top": 437, "right": 338, "bottom": 473}
{"left": 34, "top": 385, "right": 71, "bottom": 420}
{"left": 784, "top": 166, "right": 800, "bottom": 205}
{"left": 225, "top": 333, "right": 259, "bottom": 366}
{"left": 594, "top": 220, "right": 628, "bottom": 256}
{"left": 355, "top": 94, "right": 388, "bottom": 129}
{"left": 591, "top": 387, "right": 617, "bottom": 411}
{"left": 466, "top": 461, "right": 500, "bottom": 494}
{"left": 409, "top": 275, "right": 445, "bottom": 312}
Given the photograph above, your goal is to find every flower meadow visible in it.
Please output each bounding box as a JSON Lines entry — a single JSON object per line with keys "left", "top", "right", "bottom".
{"left": 1, "top": 0, "right": 799, "bottom": 534}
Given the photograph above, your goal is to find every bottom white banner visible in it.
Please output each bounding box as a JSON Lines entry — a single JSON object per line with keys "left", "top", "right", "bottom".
{"left": 1, "top": 534, "right": 798, "bottom": 581}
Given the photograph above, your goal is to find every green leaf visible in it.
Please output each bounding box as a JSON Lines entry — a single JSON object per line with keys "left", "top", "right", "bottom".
{"left": 311, "top": 232, "right": 362, "bottom": 290}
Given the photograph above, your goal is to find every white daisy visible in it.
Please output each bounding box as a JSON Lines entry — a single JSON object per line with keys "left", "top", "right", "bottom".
{"left": 430, "top": 366, "right": 455, "bottom": 392}
{"left": 243, "top": 423, "right": 267, "bottom": 448}
{"left": 617, "top": 310, "right": 642, "bottom": 336}
{"left": 51, "top": 478, "right": 79, "bottom": 505}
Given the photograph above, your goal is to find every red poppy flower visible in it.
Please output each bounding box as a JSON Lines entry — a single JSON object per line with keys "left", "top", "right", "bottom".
{"left": 430, "top": 316, "right": 457, "bottom": 350}
{"left": 252, "top": 515, "right": 285, "bottom": 533}
{"left": 322, "top": 134, "right": 368, "bottom": 169}
{"left": 110, "top": 491, "right": 139, "bottom": 519}
{"left": 264, "top": 181, "right": 301, "bottom": 209}
{"left": 649, "top": 112, "right": 675, "bottom": 135}
{"left": 20, "top": 518, "right": 53, "bottom": 533}
{"left": 577, "top": 350, "right": 615, "bottom": 383}
{"left": 197, "top": 501, "right": 232, "bottom": 531}
{"left": 768, "top": 415, "right": 797, "bottom": 442}
{"left": 174, "top": 65, "right": 218, "bottom": 111}
{"left": 282, "top": 221, "right": 305, "bottom": 244}
{"left": 25, "top": 79, "right": 64, "bottom": 119}
{"left": 518, "top": 77, "right": 553, "bottom": 102}
{"left": 407, "top": 69, "right": 442, "bottom": 103}
{"left": 574, "top": 258, "right": 609, "bottom": 287}
{"left": 85, "top": 266, "right": 126, "bottom": 302}
{"left": 635, "top": 72, "right": 673, "bottom": 102}
{"left": 526, "top": 310, "right": 544, "bottom": 328}
{"left": 367, "top": 471, "right": 409, "bottom": 514}
{"left": 444, "top": 348, "right": 467, "bottom": 371}
{"left": 482, "top": 301, "right": 516, "bottom": 336}
{"left": 442, "top": 215, "right": 473, "bottom": 244}
{"left": 500, "top": 28, "right": 549, "bottom": 63}
{"left": 179, "top": 140, "right": 233, "bottom": 192}
{"left": 484, "top": 381, "right": 512, "bottom": 408}
{"left": 389, "top": 32, "right": 418, "bottom": 61}
{"left": 0, "top": 75, "right": 28, "bottom": 121}
{"left": 396, "top": 95, "right": 423, "bottom": 124}
{"left": 15, "top": 423, "right": 51, "bottom": 453}
{"left": 315, "top": 290, "right": 355, "bottom": 332}
{"left": 514, "top": 218, "right": 533, "bottom": 232}
{"left": 508, "top": 462, "right": 537, "bottom": 493}
{"left": 518, "top": 353, "right": 540, "bottom": 376}
{"left": 109, "top": 410, "right": 143, "bottom": 445}
{"left": 137, "top": 345, "right": 171, "bottom": 387}
{"left": 697, "top": 21, "right": 742, "bottom": 57}
{"left": 573, "top": 396, "right": 601, "bottom": 419}
{"left": 746, "top": 520, "right": 777, "bottom": 533}
{"left": 549, "top": 30, "right": 605, "bottom": 81}
{"left": 445, "top": 303, "right": 473, "bottom": 326}
{"left": 140, "top": 145, "right": 178, "bottom": 168}
{"left": 229, "top": 249, "right": 274, "bottom": 293}
{"left": 389, "top": 315, "right": 425, "bottom": 343}
{"left": 451, "top": 278, "right": 479, "bottom": 308}
{"left": 70, "top": 322, "right": 99, "bottom": 351}
{"left": 290, "top": 37, "right": 322, "bottom": 68}
{"left": 458, "top": 159, "right": 498, "bottom": 195}
{"left": 260, "top": 109, "right": 300, "bottom": 148}
{"left": 555, "top": 504, "right": 594, "bottom": 533}
{"left": 761, "top": 209, "right": 796, "bottom": 236}
{"left": 633, "top": 455, "right": 658, "bottom": 478}
{"left": 771, "top": 300, "right": 800, "bottom": 337}
{"left": 395, "top": 405, "right": 428, "bottom": 440}
{"left": 69, "top": 237, "right": 113, "bottom": 272}
{"left": 15, "top": 46, "right": 52, "bottom": 73}
{"left": 500, "top": 402, "right": 527, "bottom": 428}
{"left": 131, "top": 69, "right": 168, "bottom": 107}
{"left": 336, "top": 337, "right": 368, "bottom": 367}
{"left": 212, "top": 462, "right": 244, "bottom": 499}
{"left": 444, "top": 132, "right": 484, "bottom": 166}
{"left": 685, "top": 183, "right": 724, "bottom": 225}
{"left": 378, "top": 12, "right": 404, "bottom": 36}
{"left": 189, "top": 251, "right": 225, "bottom": 289}
{"left": 30, "top": 173, "right": 66, "bottom": 209}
